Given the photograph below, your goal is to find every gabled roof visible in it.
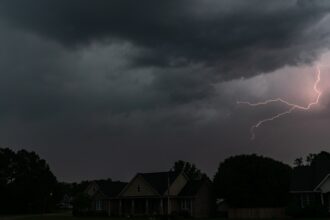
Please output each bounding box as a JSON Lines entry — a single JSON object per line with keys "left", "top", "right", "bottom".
{"left": 139, "top": 171, "right": 178, "bottom": 195}
{"left": 96, "top": 180, "right": 127, "bottom": 197}
{"left": 314, "top": 174, "right": 330, "bottom": 191}
{"left": 312, "top": 158, "right": 330, "bottom": 189}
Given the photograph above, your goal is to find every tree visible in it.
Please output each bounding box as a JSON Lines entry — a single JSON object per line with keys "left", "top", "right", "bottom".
{"left": 213, "top": 154, "right": 292, "bottom": 208}
{"left": 0, "top": 148, "right": 58, "bottom": 214}
{"left": 294, "top": 151, "right": 330, "bottom": 168}
{"left": 310, "top": 151, "right": 330, "bottom": 166}
{"left": 306, "top": 153, "right": 316, "bottom": 166}
{"left": 294, "top": 157, "right": 304, "bottom": 167}
{"left": 0, "top": 148, "right": 16, "bottom": 212}
{"left": 172, "top": 160, "right": 206, "bottom": 180}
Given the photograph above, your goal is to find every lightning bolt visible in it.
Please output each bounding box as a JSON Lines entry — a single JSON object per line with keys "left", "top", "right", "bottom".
{"left": 237, "top": 66, "right": 322, "bottom": 140}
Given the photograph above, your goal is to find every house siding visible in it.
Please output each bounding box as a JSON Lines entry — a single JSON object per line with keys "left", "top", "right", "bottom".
{"left": 193, "top": 181, "right": 213, "bottom": 218}
{"left": 165, "top": 174, "right": 188, "bottom": 196}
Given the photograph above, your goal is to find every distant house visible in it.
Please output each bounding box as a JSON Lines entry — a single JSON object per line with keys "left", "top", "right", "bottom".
{"left": 84, "top": 180, "right": 127, "bottom": 216}
{"left": 58, "top": 194, "right": 73, "bottom": 209}
{"left": 84, "top": 171, "right": 213, "bottom": 218}
{"left": 290, "top": 162, "right": 330, "bottom": 215}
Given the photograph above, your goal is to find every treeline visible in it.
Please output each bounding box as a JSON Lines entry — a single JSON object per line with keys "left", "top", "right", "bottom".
{"left": 0, "top": 148, "right": 107, "bottom": 214}
{"left": 1, "top": 147, "right": 327, "bottom": 214}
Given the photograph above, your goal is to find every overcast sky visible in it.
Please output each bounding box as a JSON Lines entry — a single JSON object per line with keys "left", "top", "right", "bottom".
{"left": 1, "top": 0, "right": 330, "bottom": 182}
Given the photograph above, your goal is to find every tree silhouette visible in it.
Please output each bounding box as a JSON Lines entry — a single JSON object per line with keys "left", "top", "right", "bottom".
{"left": 306, "top": 153, "right": 316, "bottom": 166}
{"left": 213, "top": 154, "right": 292, "bottom": 208}
{"left": 172, "top": 160, "right": 206, "bottom": 180}
{"left": 0, "top": 148, "right": 57, "bottom": 214}
{"left": 294, "top": 157, "right": 304, "bottom": 167}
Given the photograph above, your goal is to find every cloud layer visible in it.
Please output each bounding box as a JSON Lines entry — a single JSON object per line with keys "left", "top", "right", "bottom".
{"left": 0, "top": 1, "right": 330, "bottom": 181}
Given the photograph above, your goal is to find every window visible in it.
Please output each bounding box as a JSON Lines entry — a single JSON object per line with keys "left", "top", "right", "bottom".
{"left": 137, "top": 185, "right": 141, "bottom": 192}
{"left": 96, "top": 200, "right": 102, "bottom": 211}
{"left": 300, "top": 194, "right": 311, "bottom": 208}
{"left": 181, "top": 199, "right": 190, "bottom": 210}
{"left": 181, "top": 200, "right": 186, "bottom": 209}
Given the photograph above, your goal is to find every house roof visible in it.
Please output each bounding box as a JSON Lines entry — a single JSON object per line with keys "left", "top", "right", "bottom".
{"left": 291, "top": 157, "right": 330, "bottom": 191}
{"left": 139, "top": 171, "right": 179, "bottom": 195}
{"left": 179, "top": 179, "right": 205, "bottom": 196}
{"left": 312, "top": 158, "right": 330, "bottom": 190}
{"left": 96, "top": 180, "right": 127, "bottom": 197}
{"left": 290, "top": 166, "right": 314, "bottom": 191}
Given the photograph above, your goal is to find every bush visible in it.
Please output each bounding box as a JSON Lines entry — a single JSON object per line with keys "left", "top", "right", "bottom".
{"left": 171, "top": 210, "right": 191, "bottom": 218}
{"left": 286, "top": 203, "right": 329, "bottom": 218}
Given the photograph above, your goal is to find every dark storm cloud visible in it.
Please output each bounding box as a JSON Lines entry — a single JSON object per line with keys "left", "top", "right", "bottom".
{"left": 1, "top": 0, "right": 330, "bottom": 79}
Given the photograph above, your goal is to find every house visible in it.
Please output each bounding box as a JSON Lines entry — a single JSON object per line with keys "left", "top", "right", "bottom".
{"left": 84, "top": 180, "right": 127, "bottom": 216}
{"left": 289, "top": 160, "right": 330, "bottom": 216}
{"left": 58, "top": 194, "right": 73, "bottom": 209}
{"left": 84, "top": 171, "right": 214, "bottom": 218}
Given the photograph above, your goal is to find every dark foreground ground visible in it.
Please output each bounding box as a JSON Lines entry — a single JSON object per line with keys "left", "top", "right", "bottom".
{"left": 1, "top": 213, "right": 146, "bottom": 220}
{"left": 0, "top": 213, "right": 327, "bottom": 220}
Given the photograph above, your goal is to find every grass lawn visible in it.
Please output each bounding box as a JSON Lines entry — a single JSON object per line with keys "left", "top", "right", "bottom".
{"left": 13, "top": 216, "right": 110, "bottom": 220}
{"left": 3, "top": 217, "right": 195, "bottom": 220}
{"left": 1, "top": 213, "right": 146, "bottom": 220}
{"left": 2, "top": 213, "right": 328, "bottom": 220}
